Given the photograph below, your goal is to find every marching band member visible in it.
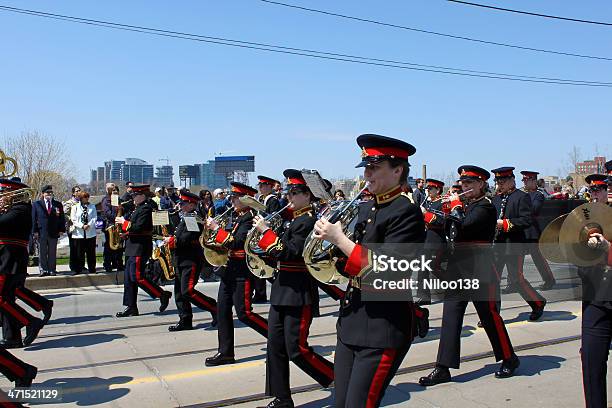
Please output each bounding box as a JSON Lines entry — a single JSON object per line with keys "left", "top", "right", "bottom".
{"left": 115, "top": 184, "right": 171, "bottom": 317}
{"left": 419, "top": 165, "right": 519, "bottom": 386}
{"left": 580, "top": 173, "right": 612, "bottom": 408}
{"left": 254, "top": 169, "right": 334, "bottom": 408}
{"left": 205, "top": 182, "right": 269, "bottom": 367}
{"left": 521, "top": 170, "right": 555, "bottom": 290}
{"left": 491, "top": 167, "right": 546, "bottom": 320}
{"left": 165, "top": 191, "right": 218, "bottom": 331}
{"left": 314, "top": 134, "right": 425, "bottom": 408}
{"left": 0, "top": 178, "right": 42, "bottom": 386}
{"left": 419, "top": 178, "right": 446, "bottom": 305}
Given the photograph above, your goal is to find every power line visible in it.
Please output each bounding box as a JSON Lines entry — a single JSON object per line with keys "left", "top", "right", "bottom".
{"left": 0, "top": 4, "right": 610, "bottom": 87}
{"left": 447, "top": 0, "right": 612, "bottom": 27}
{"left": 257, "top": 0, "right": 612, "bottom": 62}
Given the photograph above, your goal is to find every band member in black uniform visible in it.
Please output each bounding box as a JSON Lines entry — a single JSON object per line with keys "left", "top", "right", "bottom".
{"left": 115, "top": 184, "right": 171, "bottom": 317}
{"left": 253, "top": 175, "right": 282, "bottom": 303}
{"left": 0, "top": 178, "right": 41, "bottom": 386}
{"left": 314, "top": 134, "right": 425, "bottom": 408}
{"left": 419, "top": 178, "right": 446, "bottom": 304}
{"left": 521, "top": 170, "right": 555, "bottom": 290}
{"left": 450, "top": 184, "right": 462, "bottom": 195}
{"left": 253, "top": 170, "right": 334, "bottom": 408}
{"left": 419, "top": 166, "right": 520, "bottom": 386}
{"left": 578, "top": 173, "right": 612, "bottom": 408}
{"left": 205, "top": 182, "right": 269, "bottom": 367}
{"left": 491, "top": 167, "right": 546, "bottom": 320}
{"left": 165, "top": 191, "right": 218, "bottom": 331}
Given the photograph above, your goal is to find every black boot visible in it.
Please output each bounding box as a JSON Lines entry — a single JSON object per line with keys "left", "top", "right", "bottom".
{"left": 416, "top": 307, "right": 429, "bottom": 338}
{"left": 501, "top": 284, "right": 518, "bottom": 294}
{"left": 262, "top": 397, "right": 294, "bottom": 408}
{"left": 116, "top": 307, "right": 139, "bottom": 318}
{"left": 24, "top": 318, "right": 44, "bottom": 346}
{"left": 168, "top": 319, "right": 193, "bottom": 332}
{"left": 15, "top": 364, "right": 37, "bottom": 387}
{"left": 205, "top": 353, "right": 235, "bottom": 367}
{"left": 42, "top": 300, "right": 54, "bottom": 325}
{"left": 538, "top": 280, "right": 555, "bottom": 291}
{"left": 419, "top": 366, "right": 451, "bottom": 386}
{"left": 529, "top": 299, "right": 546, "bottom": 321}
{"left": 209, "top": 314, "right": 218, "bottom": 328}
{"left": 495, "top": 355, "right": 520, "bottom": 378}
{"left": 0, "top": 339, "right": 23, "bottom": 349}
{"left": 159, "top": 291, "right": 172, "bottom": 312}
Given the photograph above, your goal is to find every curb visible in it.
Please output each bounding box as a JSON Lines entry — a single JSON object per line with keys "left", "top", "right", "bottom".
{"left": 25, "top": 272, "right": 125, "bottom": 291}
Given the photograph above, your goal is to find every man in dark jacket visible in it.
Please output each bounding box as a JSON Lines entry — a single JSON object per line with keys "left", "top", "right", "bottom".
{"left": 31, "top": 185, "right": 65, "bottom": 276}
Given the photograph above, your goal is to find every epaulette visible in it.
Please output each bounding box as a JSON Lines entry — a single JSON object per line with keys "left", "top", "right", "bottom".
{"left": 400, "top": 192, "right": 415, "bottom": 204}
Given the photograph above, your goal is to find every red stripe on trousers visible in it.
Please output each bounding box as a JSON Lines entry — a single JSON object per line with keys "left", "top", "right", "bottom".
{"left": 15, "top": 288, "right": 42, "bottom": 311}
{"left": 298, "top": 305, "right": 334, "bottom": 382}
{"left": 516, "top": 255, "right": 543, "bottom": 308}
{"left": 0, "top": 276, "right": 29, "bottom": 326}
{"left": 488, "top": 284, "right": 512, "bottom": 359}
{"left": 366, "top": 348, "right": 397, "bottom": 408}
{"left": 244, "top": 279, "right": 268, "bottom": 332}
{"left": 0, "top": 355, "right": 25, "bottom": 378}
{"left": 135, "top": 256, "right": 162, "bottom": 298}
{"left": 188, "top": 264, "right": 217, "bottom": 313}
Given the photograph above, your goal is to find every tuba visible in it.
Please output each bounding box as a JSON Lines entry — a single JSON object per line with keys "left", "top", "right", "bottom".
{"left": 303, "top": 186, "right": 367, "bottom": 285}
{"left": 200, "top": 207, "right": 233, "bottom": 267}
{"left": 243, "top": 199, "right": 291, "bottom": 278}
{"left": 0, "top": 187, "right": 36, "bottom": 213}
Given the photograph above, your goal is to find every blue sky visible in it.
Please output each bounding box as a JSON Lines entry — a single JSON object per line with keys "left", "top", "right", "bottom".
{"left": 0, "top": 0, "right": 610, "bottom": 185}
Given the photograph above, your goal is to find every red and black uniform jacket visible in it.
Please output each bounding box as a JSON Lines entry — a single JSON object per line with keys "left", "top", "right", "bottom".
{"left": 214, "top": 209, "right": 254, "bottom": 280}
{"left": 168, "top": 216, "right": 204, "bottom": 267}
{"left": 123, "top": 201, "right": 153, "bottom": 258}
{"left": 0, "top": 202, "right": 31, "bottom": 276}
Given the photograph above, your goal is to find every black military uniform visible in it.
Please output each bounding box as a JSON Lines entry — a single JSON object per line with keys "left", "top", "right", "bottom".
{"left": 168, "top": 191, "right": 218, "bottom": 332}
{"left": 521, "top": 170, "right": 555, "bottom": 289}
{"left": 419, "top": 166, "right": 519, "bottom": 387}
{"left": 259, "top": 170, "right": 334, "bottom": 408}
{"left": 116, "top": 184, "right": 171, "bottom": 317}
{"left": 419, "top": 178, "right": 446, "bottom": 303}
{"left": 580, "top": 173, "right": 612, "bottom": 408}
{"left": 0, "top": 179, "right": 42, "bottom": 386}
{"left": 205, "top": 182, "right": 269, "bottom": 367}
{"left": 491, "top": 167, "right": 546, "bottom": 320}
{"left": 253, "top": 175, "right": 282, "bottom": 303}
{"left": 333, "top": 135, "right": 425, "bottom": 408}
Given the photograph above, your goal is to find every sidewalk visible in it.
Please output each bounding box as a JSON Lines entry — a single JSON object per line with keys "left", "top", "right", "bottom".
{"left": 25, "top": 263, "right": 124, "bottom": 291}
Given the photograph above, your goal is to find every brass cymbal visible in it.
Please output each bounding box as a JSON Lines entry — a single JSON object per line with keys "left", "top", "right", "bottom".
{"left": 558, "top": 202, "right": 612, "bottom": 267}
{"left": 538, "top": 214, "right": 568, "bottom": 264}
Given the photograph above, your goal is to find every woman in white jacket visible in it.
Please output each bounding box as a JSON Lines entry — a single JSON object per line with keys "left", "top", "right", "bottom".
{"left": 70, "top": 191, "right": 98, "bottom": 274}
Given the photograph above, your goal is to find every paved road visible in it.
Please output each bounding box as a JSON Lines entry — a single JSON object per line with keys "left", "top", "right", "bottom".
{"left": 0, "top": 260, "right": 605, "bottom": 407}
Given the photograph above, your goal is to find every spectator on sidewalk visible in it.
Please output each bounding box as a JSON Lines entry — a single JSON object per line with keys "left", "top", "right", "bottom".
{"left": 63, "top": 185, "right": 81, "bottom": 273}
{"left": 213, "top": 188, "right": 230, "bottom": 214}
{"left": 197, "top": 189, "right": 215, "bottom": 219}
{"left": 70, "top": 191, "right": 98, "bottom": 274}
{"left": 412, "top": 178, "right": 426, "bottom": 205}
{"left": 31, "top": 185, "right": 65, "bottom": 276}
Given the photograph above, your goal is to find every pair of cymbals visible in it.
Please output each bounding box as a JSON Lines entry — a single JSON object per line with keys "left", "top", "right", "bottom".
{"left": 539, "top": 203, "right": 612, "bottom": 266}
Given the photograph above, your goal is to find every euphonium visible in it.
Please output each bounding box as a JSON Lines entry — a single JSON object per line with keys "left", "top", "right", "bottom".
{"left": 0, "top": 187, "right": 36, "bottom": 213}
{"left": 200, "top": 207, "right": 233, "bottom": 267}
{"left": 302, "top": 185, "right": 368, "bottom": 285}
{"left": 244, "top": 202, "right": 291, "bottom": 278}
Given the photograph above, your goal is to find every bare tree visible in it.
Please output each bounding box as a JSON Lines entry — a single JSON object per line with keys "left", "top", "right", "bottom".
{"left": 2, "top": 130, "right": 75, "bottom": 200}
{"left": 565, "top": 145, "right": 582, "bottom": 175}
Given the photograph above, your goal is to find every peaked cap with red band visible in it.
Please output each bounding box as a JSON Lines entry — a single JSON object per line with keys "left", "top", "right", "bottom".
{"left": 0, "top": 178, "right": 28, "bottom": 192}
{"left": 283, "top": 169, "right": 307, "bottom": 187}
{"left": 426, "top": 178, "right": 444, "bottom": 189}
{"left": 355, "top": 134, "right": 416, "bottom": 168}
{"left": 179, "top": 191, "right": 201, "bottom": 204}
{"left": 606, "top": 160, "right": 612, "bottom": 175}
{"left": 585, "top": 174, "right": 608, "bottom": 186}
{"left": 257, "top": 175, "right": 280, "bottom": 185}
{"left": 491, "top": 166, "right": 515, "bottom": 180}
{"left": 229, "top": 182, "right": 257, "bottom": 197}
{"left": 520, "top": 170, "right": 539, "bottom": 179}
{"left": 131, "top": 184, "right": 151, "bottom": 194}
{"left": 458, "top": 165, "right": 490, "bottom": 181}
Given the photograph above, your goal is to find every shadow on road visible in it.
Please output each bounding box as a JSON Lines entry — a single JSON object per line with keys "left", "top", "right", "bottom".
{"left": 38, "top": 375, "right": 132, "bottom": 406}
{"left": 50, "top": 314, "right": 113, "bottom": 325}
{"left": 25, "top": 333, "right": 125, "bottom": 351}
{"left": 504, "top": 310, "right": 577, "bottom": 325}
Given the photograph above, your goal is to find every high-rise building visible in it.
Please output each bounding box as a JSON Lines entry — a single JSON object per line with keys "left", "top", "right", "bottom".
{"left": 193, "top": 161, "right": 228, "bottom": 189}
{"left": 154, "top": 165, "right": 174, "bottom": 187}
{"left": 104, "top": 160, "right": 125, "bottom": 182}
{"left": 120, "top": 158, "right": 154, "bottom": 184}
{"left": 576, "top": 156, "right": 606, "bottom": 174}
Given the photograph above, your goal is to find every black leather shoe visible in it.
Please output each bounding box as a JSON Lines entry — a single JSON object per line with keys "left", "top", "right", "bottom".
{"left": 477, "top": 320, "right": 483, "bottom": 328}
{"left": 252, "top": 296, "right": 267, "bottom": 304}
{"left": 159, "top": 291, "right": 172, "bottom": 312}
{"left": 116, "top": 307, "right": 139, "bottom": 318}
{"left": 15, "top": 364, "right": 37, "bottom": 387}
{"left": 205, "top": 353, "right": 235, "bottom": 367}
{"left": 529, "top": 300, "right": 546, "bottom": 321}
{"left": 419, "top": 366, "right": 451, "bottom": 386}
{"left": 416, "top": 307, "right": 429, "bottom": 338}
{"left": 49, "top": 271, "right": 57, "bottom": 276}
{"left": 495, "top": 355, "right": 520, "bottom": 378}
{"left": 168, "top": 321, "right": 193, "bottom": 332}
{"left": 262, "top": 397, "right": 294, "bottom": 408}
{"left": 538, "top": 280, "right": 555, "bottom": 291}
{"left": 0, "top": 339, "right": 23, "bottom": 349}
{"left": 23, "top": 318, "right": 44, "bottom": 346}
{"left": 501, "top": 285, "right": 518, "bottom": 294}
{"left": 42, "top": 300, "right": 54, "bottom": 325}
{"left": 210, "top": 315, "right": 218, "bottom": 328}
